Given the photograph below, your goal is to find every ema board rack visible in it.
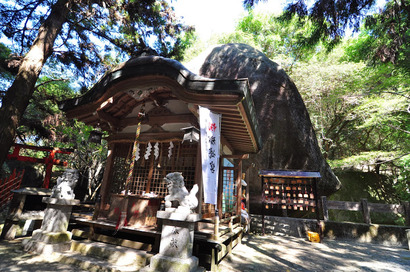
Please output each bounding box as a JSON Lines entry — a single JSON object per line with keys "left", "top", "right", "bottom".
{"left": 259, "top": 170, "right": 321, "bottom": 235}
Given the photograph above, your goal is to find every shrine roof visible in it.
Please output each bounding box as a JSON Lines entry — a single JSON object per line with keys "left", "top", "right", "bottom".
{"left": 59, "top": 56, "right": 261, "bottom": 153}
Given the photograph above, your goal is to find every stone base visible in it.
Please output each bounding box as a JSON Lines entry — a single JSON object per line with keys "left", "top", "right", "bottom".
{"left": 22, "top": 229, "right": 73, "bottom": 255}
{"left": 406, "top": 229, "right": 410, "bottom": 250}
{"left": 141, "top": 254, "right": 205, "bottom": 272}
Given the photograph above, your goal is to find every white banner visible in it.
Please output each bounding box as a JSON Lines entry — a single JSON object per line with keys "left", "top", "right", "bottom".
{"left": 199, "top": 106, "right": 221, "bottom": 205}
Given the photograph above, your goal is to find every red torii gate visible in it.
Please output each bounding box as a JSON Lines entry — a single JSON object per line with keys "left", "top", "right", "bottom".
{"left": 7, "top": 143, "right": 73, "bottom": 188}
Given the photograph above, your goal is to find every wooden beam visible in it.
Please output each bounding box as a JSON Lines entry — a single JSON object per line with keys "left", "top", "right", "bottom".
{"left": 120, "top": 114, "right": 197, "bottom": 127}
{"left": 222, "top": 154, "right": 249, "bottom": 159}
{"left": 96, "top": 110, "right": 120, "bottom": 130}
{"left": 107, "top": 132, "right": 184, "bottom": 144}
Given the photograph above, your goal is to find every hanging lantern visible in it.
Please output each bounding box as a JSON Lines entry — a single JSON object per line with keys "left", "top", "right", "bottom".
{"left": 88, "top": 130, "right": 103, "bottom": 144}
{"left": 181, "top": 126, "right": 200, "bottom": 143}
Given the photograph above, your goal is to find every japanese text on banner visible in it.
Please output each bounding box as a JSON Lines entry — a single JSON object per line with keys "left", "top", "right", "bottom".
{"left": 199, "top": 106, "right": 221, "bottom": 205}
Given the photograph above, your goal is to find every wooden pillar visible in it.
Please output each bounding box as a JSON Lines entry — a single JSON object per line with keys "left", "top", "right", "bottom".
{"left": 217, "top": 157, "right": 223, "bottom": 218}
{"left": 0, "top": 193, "right": 26, "bottom": 240}
{"left": 42, "top": 150, "right": 56, "bottom": 188}
{"left": 261, "top": 175, "right": 265, "bottom": 235}
{"left": 99, "top": 142, "right": 115, "bottom": 212}
{"left": 195, "top": 143, "right": 202, "bottom": 215}
{"left": 401, "top": 201, "right": 410, "bottom": 226}
{"left": 321, "top": 196, "right": 329, "bottom": 221}
{"left": 145, "top": 151, "right": 155, "bottom": 193}
{"left": 236, "top": 159, "right": 242, "bottom": 218}
{"left": 361, "top": 198, "right": 371, "bottom": 224}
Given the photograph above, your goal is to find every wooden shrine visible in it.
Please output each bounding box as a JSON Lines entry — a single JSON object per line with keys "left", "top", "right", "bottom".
{"left": 60, "top": 56, "right": 262, "bottom": 270}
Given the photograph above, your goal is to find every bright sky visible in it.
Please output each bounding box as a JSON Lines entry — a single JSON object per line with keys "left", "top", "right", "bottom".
{"left": 173, "top": 0, "right": 388, "bottom": 41}
{"left": 173, "top": 0, "right": 286, "bottom": 40}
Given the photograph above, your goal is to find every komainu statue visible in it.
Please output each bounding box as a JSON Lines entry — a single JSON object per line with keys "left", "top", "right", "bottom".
{"left": 164, "top": 172, "right": 198, "bottom": 212}
{"left": 51, "top": 169, "right": 79, "bottom": 199}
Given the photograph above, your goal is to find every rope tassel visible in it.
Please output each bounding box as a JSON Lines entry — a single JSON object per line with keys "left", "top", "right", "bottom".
{"left": 116, "top": 107, "right": 145, "bottom": 233}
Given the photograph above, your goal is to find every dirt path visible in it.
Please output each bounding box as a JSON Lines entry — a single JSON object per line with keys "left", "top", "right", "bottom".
{"left": 218, "top": 234, "right": 410, "bottom": 272}
{"left": 0, "top": 235, "right": 409, "bottom": 271}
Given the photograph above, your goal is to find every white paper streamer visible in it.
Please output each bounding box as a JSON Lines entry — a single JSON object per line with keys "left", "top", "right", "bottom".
{"left": 154, "top": 142, "right": 159, "bottom": 160}
{"left": 135, "top": 143, "right": 140, "bottom": 162}
{"left": 168, "top": 142, "right": 174, "bottom": 158}
{"left": 144, "top": 142, "right": 152, "bottom": 160}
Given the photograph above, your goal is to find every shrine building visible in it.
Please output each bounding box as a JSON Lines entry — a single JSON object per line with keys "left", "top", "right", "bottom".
{"left": 59, "top": 55, "right": 262, "bottom": 270}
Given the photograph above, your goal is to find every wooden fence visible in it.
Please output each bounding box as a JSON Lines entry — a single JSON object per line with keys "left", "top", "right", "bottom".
{"left": 321, "top": 196, "right": 410, "bottom": 226}
{"left": 0, "top": 169, "right": 25, "bottom": 210}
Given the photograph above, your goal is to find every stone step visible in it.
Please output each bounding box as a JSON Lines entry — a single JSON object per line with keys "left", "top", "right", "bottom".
{"left": 70, "top": 240, "right": 153, "bottom": 267}
{"left": 71, "top": 228, "right": 154, "bottom": 251}
{"left": 56, "top": 251, "right": 143, "bottom": 272}
{"left": 53, "top": 240, "right": 153, "bottom": 271}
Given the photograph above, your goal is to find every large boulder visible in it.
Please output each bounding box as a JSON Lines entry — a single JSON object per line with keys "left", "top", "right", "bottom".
{"left": 190, "top": 43, "right": 340, "bottom": 203}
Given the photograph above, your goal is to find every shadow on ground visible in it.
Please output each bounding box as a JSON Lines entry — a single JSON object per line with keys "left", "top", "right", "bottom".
{"left": 1, "top": 234, "right": 409, "bottom": 272}
{"left": 0, "top": 239, "right": 87, "bottom": 272}
{"left": 217, "top": 234, "right": 410, "bottom": 272}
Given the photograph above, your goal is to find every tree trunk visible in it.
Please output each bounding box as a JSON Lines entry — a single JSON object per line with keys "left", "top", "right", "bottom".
{"left": 0, "top": 0, "right": 71, "bottom": 169}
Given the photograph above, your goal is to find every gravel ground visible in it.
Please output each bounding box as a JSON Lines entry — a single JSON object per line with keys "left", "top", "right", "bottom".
{"left": 218, "top": 234, "right": 410, "bottom": 272}
{"left": 0, "top": 235, "right": 409, "bottom": 272}
{"left": 0, "top": 239, "right": 87, "bottom": 272}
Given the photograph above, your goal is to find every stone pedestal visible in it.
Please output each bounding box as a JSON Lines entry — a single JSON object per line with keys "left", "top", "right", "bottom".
{"left": 22, "top": 197, "right": 80, "bottom": 255}
{"left": 0, "top": 187, "right": 51, "bottom": 240}
{"left": 143, "top": 208, "right": 204, "bottom": 272}
{"left": 406, "top": 229, "right": 410, "bottom": 250}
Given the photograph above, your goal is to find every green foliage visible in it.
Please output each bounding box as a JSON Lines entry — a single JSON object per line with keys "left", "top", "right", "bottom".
{"left": 329, "top": 151, "right": 398, "bottom": 169}
{"left": 278, "top": 0, "right": 378, "bottom": 50}
{"left": 0, "top": 0, "right": 193, "bottom": 88}
{"left": 395, "top": 155, "right": 410, "bottom": 202}
{"left": 15, "top": 76, "right": 74, "bottom": 142}
{"left": 47, "top": 119, "right": 108, "bottom": 201}
{"left": 329, "top": 170, "right": 404, "bottom": 225}
{"left": 0, "top": 43, "right": 14, "bottom": 95}
{"left": 219, "top": 11, "right": 318, "bottom": 70}
{"left": 343, "top": 1, "right": 410, "bottom": 72}
{"left": 9, "top": 63, "right": 107, "bottom": 200}
{"left": 216, "top": 6, "right": 410, "bottom": 213}
{"left": 0, "top": 43, "right": 13, "bottom": 78}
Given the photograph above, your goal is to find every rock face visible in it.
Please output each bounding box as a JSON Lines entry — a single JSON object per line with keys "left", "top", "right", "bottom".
{"left": 196, "top": 43, "right": 340, "bottom": 202}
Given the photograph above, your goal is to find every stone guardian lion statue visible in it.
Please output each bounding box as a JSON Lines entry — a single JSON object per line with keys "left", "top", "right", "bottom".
{"left": 51, "top": 169, "right": 79, "bottom": 200}
{"left": 164, "top": 172, "right": 198, "bottom": 212}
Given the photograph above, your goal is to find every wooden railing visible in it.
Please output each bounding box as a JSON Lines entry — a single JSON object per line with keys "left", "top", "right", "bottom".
{"left": 321, "top": 196, "right": 410, "bottom": 226}
{"left": 0, "top": 169, "right": 25, "bottom": 210}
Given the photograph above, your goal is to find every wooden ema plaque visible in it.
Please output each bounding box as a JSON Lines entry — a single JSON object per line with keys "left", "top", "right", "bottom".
{"left": 259, "top": 170, "right": 321, "bottom": 234}
{"left": 263, "top": 178, "right": 316, "bottom": 211}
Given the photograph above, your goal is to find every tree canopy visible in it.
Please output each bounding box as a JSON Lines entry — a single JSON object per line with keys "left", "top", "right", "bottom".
{"left": 0, "top": 0, "right": 192, "bottom": 87}
{"left": 245, "top": 0, "right": 409, "bottom": 71}
{"left": 0, "top": 0, "right": 193, "bottom": 171}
